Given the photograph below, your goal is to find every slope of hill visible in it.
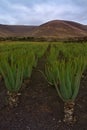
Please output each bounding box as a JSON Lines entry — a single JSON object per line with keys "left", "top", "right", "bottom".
{"left": 0, "top": 24, "right": 37, "bottom": 37}
{"left": 0, "top": 20, "right": 87, "bottom": 39}
{"left": 30, "top": 20, "right": 87, "bottom": 38}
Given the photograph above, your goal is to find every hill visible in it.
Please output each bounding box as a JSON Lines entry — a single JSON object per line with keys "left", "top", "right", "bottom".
{"left": 0, "top": 24, "right": 37, "bottom": 37}
{"left": 30, "top": 20, "right": 87, "bottom": 39}
{"left": 0, "top": 20, "right": 87, "bottom": 40}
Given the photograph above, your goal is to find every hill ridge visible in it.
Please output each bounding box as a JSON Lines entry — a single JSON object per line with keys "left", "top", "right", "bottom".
{"left": 0, "top": 20, "right": 87, "bottom": 39}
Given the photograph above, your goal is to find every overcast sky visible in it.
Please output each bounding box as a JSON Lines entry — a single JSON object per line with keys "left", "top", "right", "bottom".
{"left": 0, "top": 0, "right": 87, "bottom": 25}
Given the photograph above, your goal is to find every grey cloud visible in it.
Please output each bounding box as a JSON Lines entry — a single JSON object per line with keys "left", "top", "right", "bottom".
{"left": 0, "top": 0, "right": 87, "bottom": 25}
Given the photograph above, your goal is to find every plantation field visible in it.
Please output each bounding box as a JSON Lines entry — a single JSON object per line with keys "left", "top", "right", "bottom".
{"left": 0, "top": 41, "right": 87, "bottom": 130}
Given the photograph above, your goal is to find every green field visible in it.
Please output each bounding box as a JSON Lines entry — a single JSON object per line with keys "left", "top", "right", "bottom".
{"left": 0, "top": 41, "right": 87, "bottom": 124}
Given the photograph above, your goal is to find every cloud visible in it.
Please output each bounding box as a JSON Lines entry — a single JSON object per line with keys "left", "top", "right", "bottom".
{"left": 0, "top": 15, "right": 17, "bottom": 24}
{"left": 0, "top": 0, "right": 87, "bottom": 25}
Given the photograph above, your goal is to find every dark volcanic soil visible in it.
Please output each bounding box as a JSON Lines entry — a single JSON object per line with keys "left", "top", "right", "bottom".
{"left": 0, "top": 56, "right": 87, "bottom": 130}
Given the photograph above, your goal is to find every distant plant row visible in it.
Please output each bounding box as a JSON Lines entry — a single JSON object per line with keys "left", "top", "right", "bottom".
{"left": 0, "top": 36, "right": 87, "bottom": 42}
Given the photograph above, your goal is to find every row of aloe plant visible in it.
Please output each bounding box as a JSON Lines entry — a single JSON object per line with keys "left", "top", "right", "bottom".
{"left": 0, "top": 43, "right": 48, "bottom": 108}
{"left": 0, "top": 42, "right": 87, "bottom": 124}
{"left": 44, "top": 44, "right": 87, "bottom": 124}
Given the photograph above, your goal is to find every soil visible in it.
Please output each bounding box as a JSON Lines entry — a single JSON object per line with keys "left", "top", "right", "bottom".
{"left": 0, "top": 55, "right": 87, "bottom": 130}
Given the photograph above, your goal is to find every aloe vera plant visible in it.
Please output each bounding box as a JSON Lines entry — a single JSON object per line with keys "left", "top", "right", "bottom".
{"left": 44, "top": 46, "right": 87, "bottom": 124}
{"left": 23, "top": 50, "right": 36, "bottom": 84}
{"left": 0, "top": 51, "right": 24, "bottom": 107}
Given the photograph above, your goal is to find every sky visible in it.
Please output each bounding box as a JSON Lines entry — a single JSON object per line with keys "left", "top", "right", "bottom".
{"left": 0, "top": 0, "right": 87, "bottom": 25}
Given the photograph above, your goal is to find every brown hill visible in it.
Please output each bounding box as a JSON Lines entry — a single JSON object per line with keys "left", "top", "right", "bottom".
{"left": 30, "top": 20, "right": 87, "bottom": 39}
{"left": 0, "top": 24, "right": 37, "bottom": 37}
{"left": 0, "top": 20, "right": 87, "bottom": 39}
